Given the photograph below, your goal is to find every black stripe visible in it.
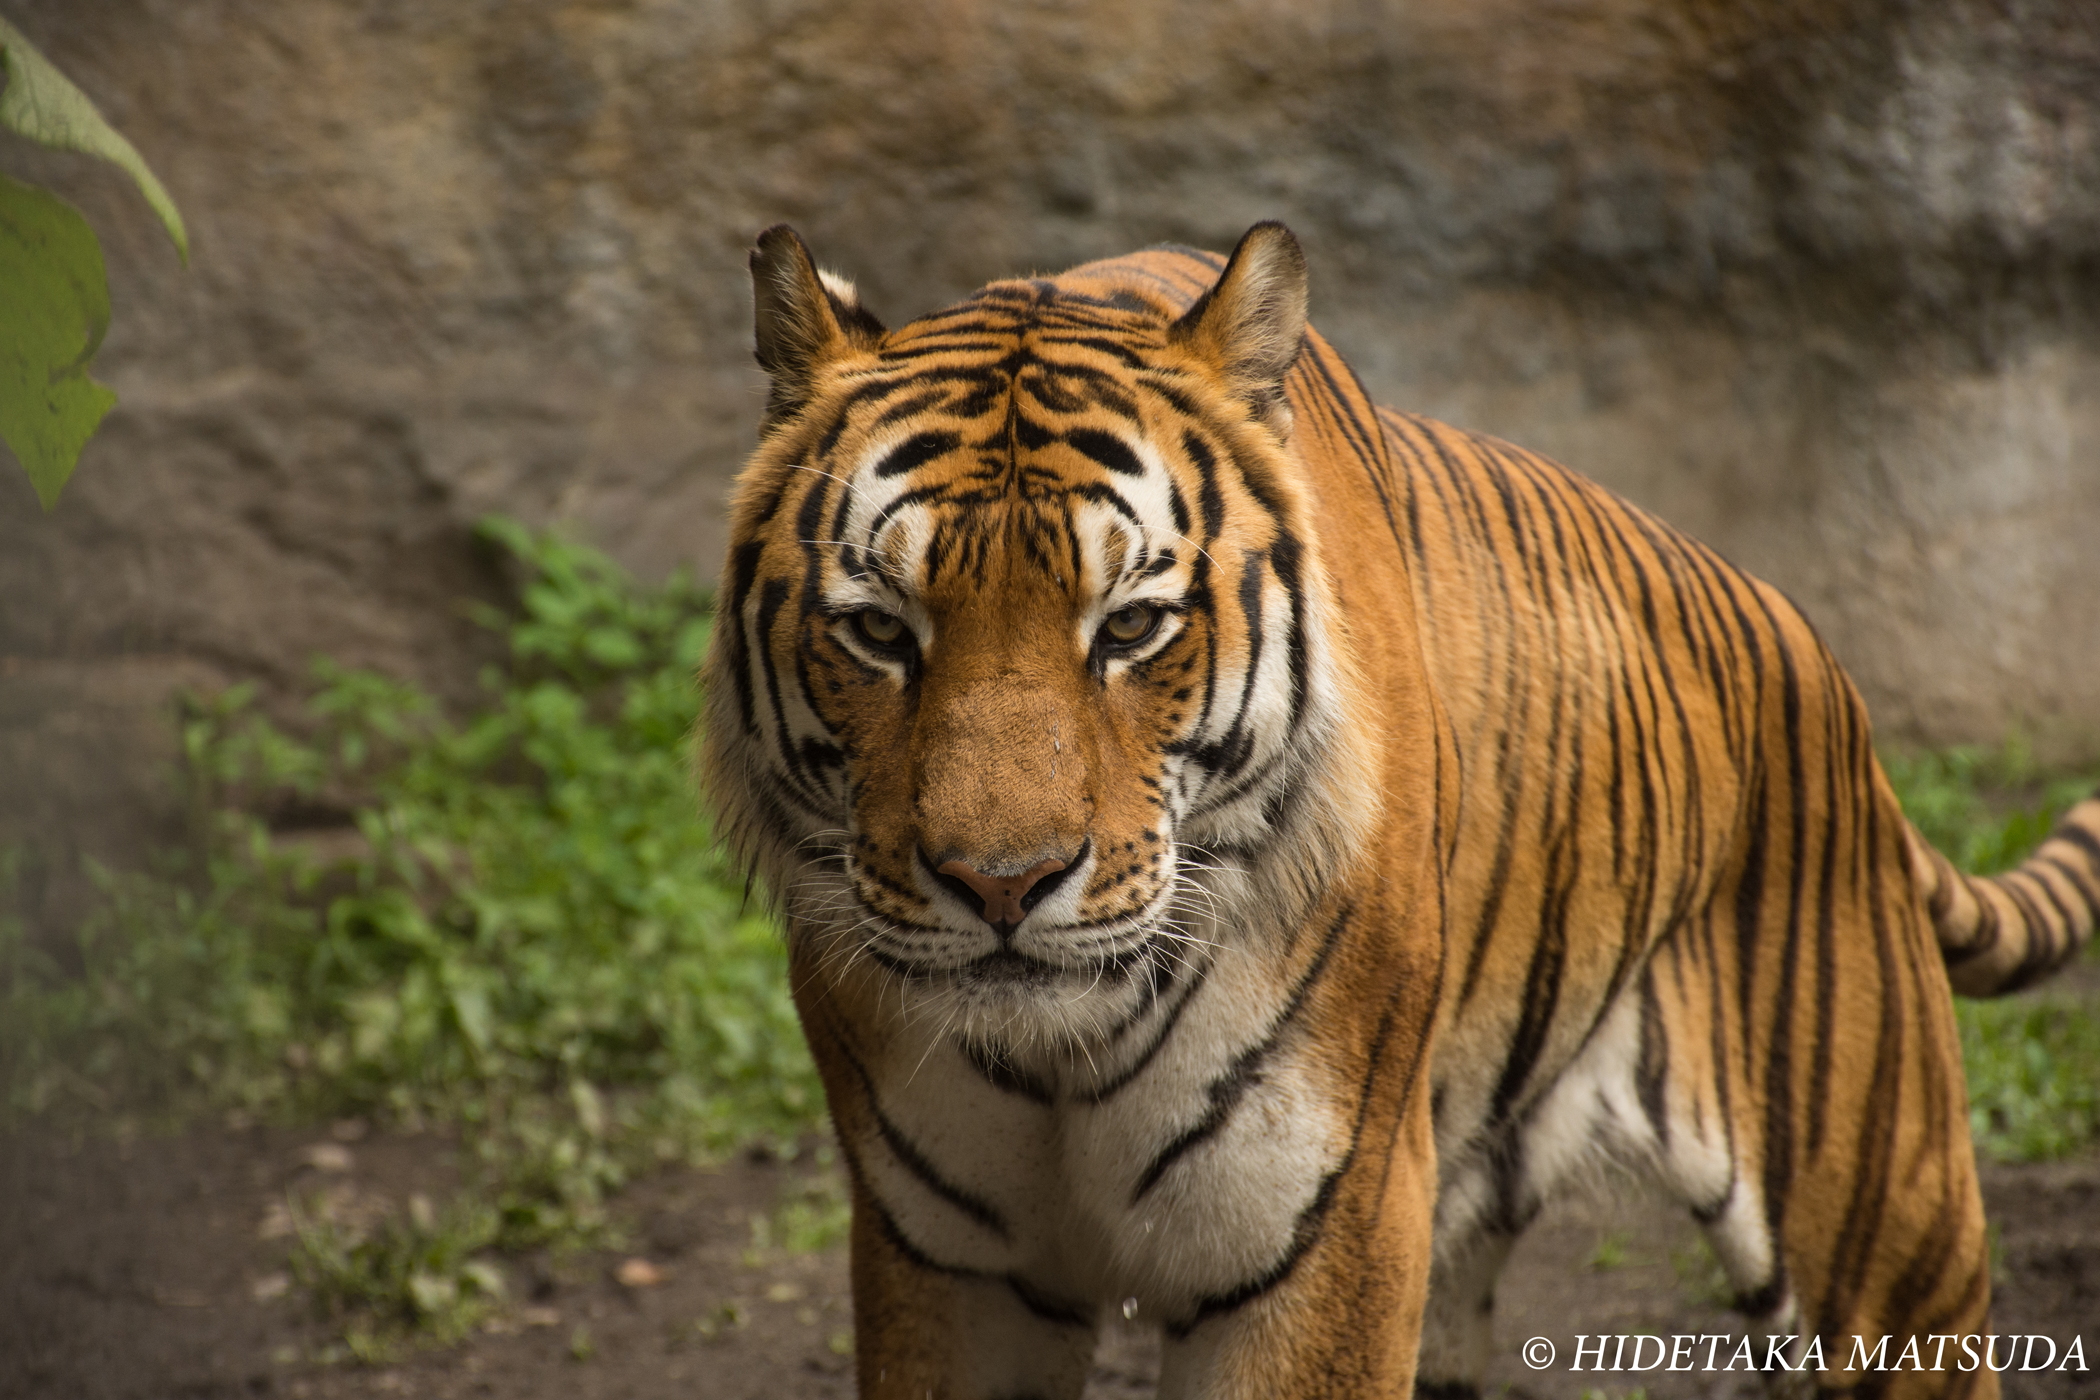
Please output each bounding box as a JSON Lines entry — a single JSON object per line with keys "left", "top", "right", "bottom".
{"left": 1166, "top": 475, "right": 1192, "bottom": 538}
{"left": 1169, "top": 549, "right": 1267, "bottom": 783}
{"left": 752, "top": 577, "right": 826, "bottom": 817}
{"left": 864, "top": 1193, "right": 1090, "bottom": 1328}
{"left": 1734, "top": 1276, "right": 1786, "bottom": 1319}
{"left": 1064, "top": 427, "right": 1146, "bottom": 477}
{"left": 1806, "top": 665, "right": 1847, "bottom": 1158}
{"left": 1485, "top": 817, "right": 1575, "bottom": 1124}
{"left": 1169, "top": 908, "right": 1439, "bottom": 1340}
{"left": 722, "top": 539, "right": 765, "bottom": 734}
{"left": 1300, "top": 346, "right": 1406, "bottom": 552}
{"left": 1036, "top": 332, "right": 1149, "bottom": 368}
{"left": 1141, "top": 375, "right": 1202, "bottom": 418}
{"left": 1269, "top": 530, "right": 1309, "bottom": 733}
{"left": 1005, "top": 1276, "right": 1094, "bottom": 1329}
{"left": 2044, "top": 821, "right": 2100, "bottom": 905}
{"left": 1821, "top": 767, "right": 1907, "bottom": 1328}
{"left": 1186, "top": 431, "right": 1226, "bottom": 542}
{"left": 2038, "top": 847, "right": 2100, "bottom": 917}
{"left": 866, "top": 479, "right": 962, "bottom": 546}
{"left": 870, "top": 388, "right": 949, "bottom": 428}
{"left": 870, "top": 1111, "right": 1009, "bottom": 1241}
{"left": 1132, "top": 904, "right": 1350, "bottom": 1201}
{"left": 1063, "top": 479, "right": 1152, "bottom": 535}
{"left": 829, "top": 1033, "right": 1013, "bottom": 1242}
{"left": 872, "top": 429, "right": 960, "bottom": 478}
{"left": 960, "top": 1040, "right": 1055, "bottom": 1105}
{"left": 1085, "top": 950, "right": 1213, "bottom": 1104}
{"left": 1636, "top": 970, "right": 1670, "bottom": 1143}
{"left": 1167, "top": 1167, "right": 1344, "bottom": 1338}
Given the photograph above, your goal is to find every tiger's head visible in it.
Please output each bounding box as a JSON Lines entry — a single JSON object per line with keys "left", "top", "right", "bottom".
{"left": 701, "top": 223, "right": 1379, "bottom": 1046}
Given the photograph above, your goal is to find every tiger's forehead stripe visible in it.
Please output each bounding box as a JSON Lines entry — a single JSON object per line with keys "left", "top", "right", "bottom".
{"left": 780, "top": 307, "right": 1247, "bottom": 605}
{"left": 822, "top": 438, "right": 1193, "bottom": 605}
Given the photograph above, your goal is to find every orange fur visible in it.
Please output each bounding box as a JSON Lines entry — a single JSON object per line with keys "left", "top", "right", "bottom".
{"left": 702, "top": 225, "right": 2098, "bottom": 1399}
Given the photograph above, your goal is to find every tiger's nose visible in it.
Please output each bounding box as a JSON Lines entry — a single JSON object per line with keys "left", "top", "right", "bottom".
{"left": 930, "top": 846, "right": 1082, "bottom": 933}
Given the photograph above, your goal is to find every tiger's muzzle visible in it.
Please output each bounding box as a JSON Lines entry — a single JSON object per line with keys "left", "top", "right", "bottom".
{"left": 928, "top": 844, "right": 1085, "bottom": 938}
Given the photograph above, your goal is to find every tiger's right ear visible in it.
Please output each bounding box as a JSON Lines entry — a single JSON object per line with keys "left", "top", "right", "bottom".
{"left": 750, "top": 225, "right": 886, "bottom": 424}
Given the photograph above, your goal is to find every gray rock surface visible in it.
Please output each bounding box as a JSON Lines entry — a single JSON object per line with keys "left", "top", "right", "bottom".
{"left": 5, "top": 0, "right": 2097, "bottom": 927}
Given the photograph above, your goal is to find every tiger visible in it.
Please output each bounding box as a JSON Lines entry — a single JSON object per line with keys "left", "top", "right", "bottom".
{"left": 699, "top": 220, "right": 2100, "bottom": 1400}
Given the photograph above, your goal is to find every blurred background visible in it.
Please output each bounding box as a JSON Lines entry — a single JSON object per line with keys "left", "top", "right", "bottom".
{"left": 5, "top": 0, "right": 2099, "bottom": 930}
{"left": 2, "top": 5, "right": 2099, "bottom": 1395}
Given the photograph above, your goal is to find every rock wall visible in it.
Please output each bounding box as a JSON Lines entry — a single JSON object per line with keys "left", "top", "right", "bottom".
{"left": 5, "top": 0, "right": 2098, "bottom": 923}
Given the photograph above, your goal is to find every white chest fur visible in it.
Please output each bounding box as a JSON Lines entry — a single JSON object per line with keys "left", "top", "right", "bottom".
{"left": 849, "top": 944, "right": 1353, "bottom": 1321}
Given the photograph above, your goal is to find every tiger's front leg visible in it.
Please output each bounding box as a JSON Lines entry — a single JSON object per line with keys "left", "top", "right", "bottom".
{"left": 848, "top": 1185, "right": 1097, "bottom": 1400}
{"left": 1154, "top": 1063, "right": 1440, "bottom": 1400}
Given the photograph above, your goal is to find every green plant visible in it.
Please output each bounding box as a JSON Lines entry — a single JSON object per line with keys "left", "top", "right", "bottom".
{"left": 684, "top": 1299, "right": 749, "bottom": 1344}
{"left": 1958, "top": 997, "right": 2100, "bottom": 1162}
{"left": 1669, "top": 1235, "right": 1733, "bottom": 1309}
{"left": 1, "top": 17, "right": 187, "bottom": 509}
{"left": 0, "top": 518, "right": 826, "bottom": 1348}
{"left": 750, "top": 1161, "right": 852, "bottom": 1257}
{"left": 1881, "top": 740, "right": 2099, "bottom": 876}
{"left": 290, "top": 1190, "right": 506, "bottom": 1361}
{"left": 21, "top": 516, "right": 814, "bottom": 1137}
{"left": 1585, "top": 1229, "right": 1632, "bottom": 1272}
{"left": 1579, "top": 1234, "right": 1629, "bottom": 1276}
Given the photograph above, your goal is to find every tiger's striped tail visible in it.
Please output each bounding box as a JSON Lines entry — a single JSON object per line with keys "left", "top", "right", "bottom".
{"left": 1907, "top": 793, "right": 2100, "bottom": 996}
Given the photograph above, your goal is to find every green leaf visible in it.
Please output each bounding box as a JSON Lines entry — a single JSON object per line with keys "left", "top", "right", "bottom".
{"left": 0, "top": 174, "right": 117, "bottom": 510}
{"left": 0, "top": 19, "right": 188, "bottom": 261}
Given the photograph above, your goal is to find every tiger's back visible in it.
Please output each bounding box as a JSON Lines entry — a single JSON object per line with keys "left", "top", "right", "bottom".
{"left": 703, "top": 225, "right": 2100, "bottom": 1399}
{"left": 1162, "top": 246, "right": 2013, "bottom": 1390}
{"left": 1376, "top": 408, "right": 1995, "bottom": 1393}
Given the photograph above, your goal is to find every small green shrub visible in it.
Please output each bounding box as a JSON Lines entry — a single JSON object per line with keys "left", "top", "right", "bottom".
{"left": 1957, "top": 998, "right": 2100, "bottom": 1162}
{"left": 290, "top": 1190, "right": 506, "bottom": 1360}
{"left": 0, "top": 516, "right": 823, "bottom": 1252}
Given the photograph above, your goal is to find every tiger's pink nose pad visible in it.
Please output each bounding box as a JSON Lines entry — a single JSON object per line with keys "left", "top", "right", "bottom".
{"left": 937, "top": 856, "right": 1069, "bottom": 928}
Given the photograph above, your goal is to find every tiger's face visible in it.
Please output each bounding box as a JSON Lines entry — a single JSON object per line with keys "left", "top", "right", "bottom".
{"left": 704, "top": 225, "right": 1367, "bottom": 1046}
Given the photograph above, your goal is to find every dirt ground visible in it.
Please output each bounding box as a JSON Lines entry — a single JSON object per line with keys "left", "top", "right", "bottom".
{"left": 1, "top": 1116, "right": 2093, "bottom": 1400}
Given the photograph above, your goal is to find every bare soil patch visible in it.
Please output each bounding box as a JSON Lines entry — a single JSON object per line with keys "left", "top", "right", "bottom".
{"left": 2, "top": 1124, "right": 2091, "bottom": 1399}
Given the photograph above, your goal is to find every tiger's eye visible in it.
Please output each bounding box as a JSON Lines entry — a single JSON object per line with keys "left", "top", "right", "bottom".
{"left": 1102, "top": 605, "right": 1159, "bottom": 646}
{"left": 855, "top": 609, "right": 907, "bottom": 646}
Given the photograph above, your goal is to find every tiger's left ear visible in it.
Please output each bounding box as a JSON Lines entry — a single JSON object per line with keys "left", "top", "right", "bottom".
{"left": 750, "top": 224, "right": 887, "bottom": 425}
{"left": 1170, "top": 222, "right": 1308, "bottom": 434}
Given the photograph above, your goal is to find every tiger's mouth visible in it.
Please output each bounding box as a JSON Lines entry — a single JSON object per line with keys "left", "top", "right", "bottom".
{"left": 808, "top": 849, "right": 1210, "bottom": 1045}
{"left": 863, "top": 937, "right": 1160, "bottom": 986}
{"left": 831, "top": 847, "right": 1177, "bottom": 990}
{"left": 820, "top": 825, "right": 1185, "bottom": 984}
